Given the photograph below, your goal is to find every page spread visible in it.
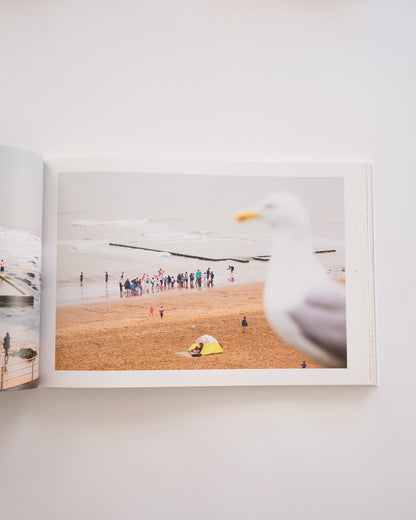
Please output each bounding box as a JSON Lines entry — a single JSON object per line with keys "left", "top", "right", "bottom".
{"left": 0, "top": 148, "right": 376, "bottom": 389}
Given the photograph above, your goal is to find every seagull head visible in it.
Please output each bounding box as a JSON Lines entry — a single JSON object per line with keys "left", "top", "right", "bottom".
{"left": 236, "top": 192, "right": 310, "bottom": 232}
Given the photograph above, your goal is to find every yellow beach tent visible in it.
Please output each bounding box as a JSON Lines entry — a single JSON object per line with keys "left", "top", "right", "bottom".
{"left": 188, "top": 334, "right": 223, "bottom": 356}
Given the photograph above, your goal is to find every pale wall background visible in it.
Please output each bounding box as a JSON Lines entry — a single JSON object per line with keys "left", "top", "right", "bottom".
{"left": 1, "top": 1, "right": 415, "bottom": 519}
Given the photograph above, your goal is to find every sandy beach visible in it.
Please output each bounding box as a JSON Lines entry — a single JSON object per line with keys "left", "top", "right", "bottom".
{"left": 55, "top": 282, "right": 323, "bottom": 371}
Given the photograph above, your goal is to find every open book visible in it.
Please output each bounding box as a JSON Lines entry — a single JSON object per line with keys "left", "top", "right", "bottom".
{"left": 0, "top": 145, "right": 376, "bottom": 390}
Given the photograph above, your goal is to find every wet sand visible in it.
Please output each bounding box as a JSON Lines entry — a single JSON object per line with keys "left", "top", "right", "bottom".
{"left": 55, "top": 282, "right": 323, "bottom": 371}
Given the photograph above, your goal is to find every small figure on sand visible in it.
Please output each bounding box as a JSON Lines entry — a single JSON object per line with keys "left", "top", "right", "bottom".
{"left": 159, "top": 306, "right": 164, "bottom": 319}
{"left": 190, "top": 342, "right": 203, "bottom": 357}
{"left": 0, "top": 259, "right": 4, "bottom": 273}
{"left": 80, "top": 272, "right": 83, "bottom": 285}
{"left": 242, "top": 316, "right": 248, "bottom": 332}
{"left": 149, "top": 306, "right": 154, "bottom": 317}
{"left": 3, "top": 332, "right": 10, "bottom": 360}
{"left": 300, "top": 361, "right": 307, "bottom": 369}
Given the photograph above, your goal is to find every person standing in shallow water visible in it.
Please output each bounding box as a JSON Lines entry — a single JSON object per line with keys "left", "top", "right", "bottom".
{"left": 0, "top": 259, "right": 4, "bottom": 273}
{"left": 105, "top": 271, "right": 109, "bottom": 283}
{"left": 159, "top": 306, "right": 164, "bottom": 319}
{"left": 80, "top": 272, "right": 83, "bottom": 285}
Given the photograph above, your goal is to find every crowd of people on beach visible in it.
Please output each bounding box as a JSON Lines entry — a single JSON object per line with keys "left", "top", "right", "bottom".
{"left": 73, "top": 264, "right": 314, "bottom": 367}
{"left": 115, "top": 267, "right": 216, "bottom": 296}
{"left": 80, "top": 266, "right": 226, "bottom": 297}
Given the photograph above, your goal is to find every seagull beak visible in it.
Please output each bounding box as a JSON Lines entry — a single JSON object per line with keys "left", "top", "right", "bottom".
{"left": 236, "top": 211, "right": 260, "bottom": 222}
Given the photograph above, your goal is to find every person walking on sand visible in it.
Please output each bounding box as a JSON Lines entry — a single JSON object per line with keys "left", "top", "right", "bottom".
{"left": 0, "top": 259, "right": 4, "bottom": 273}
{"left": 159, "top": 306, "right": 164, "bottom": 319}
{"left": 149, "top": 306, "right": 154, "bottom": 317}
{"left": 3, "top": 332, "right": 10, "bottom": 360}
{"left": 242, "top": 316, "right": 248, "bottom": 333}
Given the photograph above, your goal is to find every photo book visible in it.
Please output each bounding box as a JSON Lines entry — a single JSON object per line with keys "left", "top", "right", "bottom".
{"left": 0, "top": 145, "right": 376, "bottom": 390}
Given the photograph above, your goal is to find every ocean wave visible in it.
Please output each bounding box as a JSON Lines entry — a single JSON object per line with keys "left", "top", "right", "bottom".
{"left": 71, "top": 218, "right": 153, "bottom": 227}
{"left": 310, "top": 235, "right": 344, "bottom": 249}
{"left": 0, "top": 227, "right": 41, "bottom": 267}
{"left": 59, "top": 238, "right": 111, "bottom": 253}
{"left": 130, "top": 230, "right": 212, "bottom": 242}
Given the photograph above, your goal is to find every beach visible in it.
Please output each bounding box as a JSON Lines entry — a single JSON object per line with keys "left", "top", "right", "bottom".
{"left": 55, "top": 172, "right": 345, "bottom": 372}
{"left": 55, "top": 281, "right": 323, "bottom": 371}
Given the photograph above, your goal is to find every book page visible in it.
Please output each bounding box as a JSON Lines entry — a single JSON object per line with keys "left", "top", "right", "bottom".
{"left": 42, "top": 158, "right": 375, "bottom": 387}
{"left": 0, "top": 146, "right": 43, "bottom": 391}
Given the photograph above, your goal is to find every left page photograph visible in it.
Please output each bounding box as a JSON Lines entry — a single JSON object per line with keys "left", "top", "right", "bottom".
{"left": 0, "top": 146, "right": 43, "bottom": 390}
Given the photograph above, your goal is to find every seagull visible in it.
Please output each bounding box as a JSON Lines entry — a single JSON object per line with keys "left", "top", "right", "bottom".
{"left": 237, "top": 192, "right": 347, "bottom": 368}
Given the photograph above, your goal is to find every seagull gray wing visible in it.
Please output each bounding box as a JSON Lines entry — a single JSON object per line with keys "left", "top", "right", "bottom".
{"left": 288, "top": 284, "right": 347, "bottom": 365}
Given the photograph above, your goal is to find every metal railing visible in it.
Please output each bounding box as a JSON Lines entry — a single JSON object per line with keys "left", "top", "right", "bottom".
{"left": 0, "top": 353, "right": 39, "bottom": 391}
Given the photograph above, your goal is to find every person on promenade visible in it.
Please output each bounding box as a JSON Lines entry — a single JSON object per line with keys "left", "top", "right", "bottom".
{"left": 149, "top": 306, "right": 154, "bottom": 317}
{"left": 3, "top": 332, "right": 10, "bottom": 360}
{"left": 159, "top": 306, "right": 164, "bottom": 319}
{"left": 300, "top": 361, "right": 307, "bottom": 369}
{"left": 242, "top": 316, "right": 248, "bottom": 333}
{"left": 0, "top": 259, "right": 4, "bottom": 273}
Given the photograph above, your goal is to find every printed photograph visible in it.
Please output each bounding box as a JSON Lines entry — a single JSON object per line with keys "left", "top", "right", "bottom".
{"left": 55, "top": 172, "right": 346, "bottom": 371}
{"left": 0, "top": 148, "right": 42, "bottom": 390}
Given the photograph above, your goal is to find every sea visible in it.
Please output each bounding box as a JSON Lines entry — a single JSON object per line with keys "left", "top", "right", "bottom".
{"left": 0, "top": 226, "right": 41, "bottom": 344}
{"left": 57, "top": 173, "right": 345, "bottom": 306}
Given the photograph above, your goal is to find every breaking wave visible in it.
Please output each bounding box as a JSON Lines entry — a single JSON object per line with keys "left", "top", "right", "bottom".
{"left": 71, "top": 218, "right": 152, "bottom": 227}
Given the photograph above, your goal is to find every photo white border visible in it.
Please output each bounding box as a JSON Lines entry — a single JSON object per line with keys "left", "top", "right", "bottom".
{"left": 40, "top": 158, "right": 376, "bottom": 387}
